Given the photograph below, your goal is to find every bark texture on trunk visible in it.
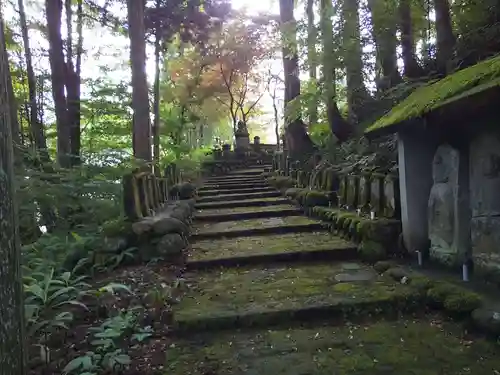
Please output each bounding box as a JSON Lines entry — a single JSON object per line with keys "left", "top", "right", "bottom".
{"left": 306, "top": 0, "right": 318, "bottom": 125}
{"left": 399, "top": 0, "right": 425, "bottom": 78}
{"left": 279, "top": 0, "right": 315, "bottom": 157}
{"left": 128, "top": 0, "right": 152, "bottom": 162}
{"left": 320, "top": 0, "right": 352, "bottom": 142}
{"left": 367, "top": 0, "right": 401, "bottom": 91}
{"left": 18, "top": 0, "right": 50, "bottom": 162}
{"left": 67, "top": 0, "right": 83, "bottom": 165}
{"left": 342, "top": 0, "right": 372, "bottom": 123}
{"left": 0, "top": 12, "right": 26, "bottom": 375}
{"left": 46, "top": 0, "right": 71, "bottom": 167}
{"left": 433, "top": 0, "right": 456, "bottom": 74}
{"left": 153, "top": 5, "right": 161, "bottom": 173}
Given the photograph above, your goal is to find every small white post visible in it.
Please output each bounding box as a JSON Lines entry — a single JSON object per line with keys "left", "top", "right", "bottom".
{"left": 416, "top": 250, "right": 423, "bottom": 266}
{"left": 346, "top": 205, "right": 350, "bottom": 211}
{"left": 462, "top": 263, "right": 469, "bottom": 282}
{"left": 356, "top": 208, "right": 361, "bottom": 217}
{"left": 370, "top": 211, "right": 375, "bottom": 220}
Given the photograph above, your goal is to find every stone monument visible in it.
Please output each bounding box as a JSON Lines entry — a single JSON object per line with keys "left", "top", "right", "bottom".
{"left": 234, "top": 120, "right": 250, "bottom": 151}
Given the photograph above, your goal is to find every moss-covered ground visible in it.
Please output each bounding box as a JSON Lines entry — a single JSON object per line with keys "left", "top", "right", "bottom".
{"left": 193, "top": 215, "right": 321, "bottom": 235}
{"left": 175, "top": 263, "right": 407, "bottom": 322}
{"left": 189, "top": 232, "right": 355, "bottom": 261}
{"left": 167, "top": 316, "right": 500, "bottom": 375}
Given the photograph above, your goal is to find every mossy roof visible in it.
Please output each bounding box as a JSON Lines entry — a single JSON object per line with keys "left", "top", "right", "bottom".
{"left": 366, "top": 54, "right": 500, "bottom": 134}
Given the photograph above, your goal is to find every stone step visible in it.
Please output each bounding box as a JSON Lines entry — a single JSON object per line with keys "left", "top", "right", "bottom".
{"left": 226, "top": 168, "right": 266, "bottom": 175}
{"left": 204, "top": 176, "right": 265, "bottom": 184}
{"left": 200, "top": 181, "right": 269, "bottom": 190}
{"left": 167, "top": 316, "right": 500, "bottom": 374}
{"left": 194, "top": 205, "right": 301, "bottom": 222}
{"left": 173, "top": 262, "right": 414, "bottom": 333}
{"left": 197, "top": 186, "right": 275, "bottom": 197}
{"left": 191, "top": 216, "right": 326, "bottom": 240}
{"left": 196, "top": 190, "right": 281, "bottom": 203}
{"left": 187, "top": 232, "right": 357, "bottom": 269}
{"left": 195, "top": 197, "right": 289, "bottom": 210}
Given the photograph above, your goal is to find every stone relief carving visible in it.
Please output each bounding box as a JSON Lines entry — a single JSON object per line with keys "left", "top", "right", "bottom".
{"left": 470, "top": 133, "right": 500, "bottom": 217}
{"left": 470, "top": 133, "right": 500, "bottom": 269}
{"left": 428, "top": 144, "right": 459, "bottom": 259}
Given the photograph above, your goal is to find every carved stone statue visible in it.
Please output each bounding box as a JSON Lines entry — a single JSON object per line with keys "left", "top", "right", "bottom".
{"left": 470, "top": 133, "right": 500, "bottom": 270}
{"left": 428, "top": 144, "right": 459, "bottom": 262}
{"left": 234, "top": 120, "right": 250, "bottom": 150}
{"left": 235, "top": 120, "right": 249, "bottom": 136}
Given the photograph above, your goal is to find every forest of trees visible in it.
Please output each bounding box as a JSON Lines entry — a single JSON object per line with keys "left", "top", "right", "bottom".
{"left": 1, "top": 0, "right": 500, "bottom": 373}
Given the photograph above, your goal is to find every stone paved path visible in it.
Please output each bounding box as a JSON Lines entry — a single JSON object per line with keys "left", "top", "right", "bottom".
{"left": 166, "top": 166, "right": 500, "bottom": 374}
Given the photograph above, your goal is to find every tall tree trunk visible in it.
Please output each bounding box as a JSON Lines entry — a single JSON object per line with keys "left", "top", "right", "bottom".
{"left": 342, "top": 0, "right": 373, "bottom": 124}
{"left": 399, "top": 0, "right": 425, "bottom": 78}
{"left": 67, "top": 0, "right": 83, "bottom": 165}
{"left": 272, "top": 87, "right": 280, "bottom": 149}
{"left": 279, "top": 0, "right": 315, "bottom": 157}
{"left": 153, "top": 2, "right": 161, "bottom": 174}
{"left": 5, "top": 51, "right": 21, "bottom": 167}
{"left": 46, "top": 0, "right": 71, "bottom": 167}
{"left": 320, "top": 0, "right": 352, "bottom": 143}
{"left": 128, "top": 0, "right": 152, "bottom": 162}
{"left": 0, "top": 11, "right": 26, "bottom": 374}
{"left": 18, "top": 0, "right": 50, "bottom": 163}
{"left": 306, "top": 0, "right": 318, "bottom": 125}
{"left": 433, "top": 0, "right": 456, "bottom": 74}
{"left": 367, "top": 0, "right": 401, "bottom": 91}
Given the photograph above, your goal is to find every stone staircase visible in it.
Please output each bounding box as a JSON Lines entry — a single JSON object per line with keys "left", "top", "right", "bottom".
{"left": 165, "top": 166, "right": 500, "bottom": 375}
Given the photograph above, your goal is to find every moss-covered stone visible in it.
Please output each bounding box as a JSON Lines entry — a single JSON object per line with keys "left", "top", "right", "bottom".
{"left": 357, "top": 173, "right": 371, "bottom": 212}
{"left": 268, "top": 176, "right": 295, "bottom": 189}
{"left": 366, "top": 54, "right": 500, "bottom": 133}
{"left": 197, "top": 190, "right": 280, "bottom": 203}
{"left": 384, "top": 267, "right": 409, "bottom": 282}
{"left": 358, "top": 240, "right": 388, "bottom": 262}
{"left": 357, "top": 218, "right": 401, "bottom": 244}
{"left": 427, "top": 282, "right": 483, "bottom": 315}
{"left": 337, "top": 175, "right": 347, "bottom": 206}
{"left": 196, "top": 204, "right": 295, "bottom": 216}
{"left": 175, "top": 263, "right": 414, "bottom": 323}
{"left": 166, "top": 317, "right": 500, "bottom": 375}
{"left": 345, "top": 175, "right": 359, "bottom": 208}
{"left": 195, "top": 197, "right": 290, "bottom": 210}
{"left": 100, "top": 217, "right": 133, "bottom": 237}
{"left": 373, "top": 260, "right": 396, "bottom": 274}
{"left": 303, "top": 190, "right": 330, "bottom": 207}
{"left": 284, "top": 187, "right": 303, "bottom": 199}
{"left": 193, "top": 215, "right": 322, "bottom": 235}
{"left": 189, "top": 232, "right": 355, "bottom": 262}
{"left": 383, "top": 174, "right": 400, "bottom": 218}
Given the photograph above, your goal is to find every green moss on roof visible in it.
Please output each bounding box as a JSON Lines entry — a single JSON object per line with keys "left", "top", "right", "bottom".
{"left": 366, "top": 54, "right": 500, "bottom": 133}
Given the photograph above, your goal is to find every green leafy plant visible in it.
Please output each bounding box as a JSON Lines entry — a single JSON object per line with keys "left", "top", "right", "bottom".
{"left": 63, "top": 307, "right": 152, "bottom": 375}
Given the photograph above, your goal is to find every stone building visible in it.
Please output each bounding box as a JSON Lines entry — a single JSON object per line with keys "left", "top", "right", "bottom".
{"left": 365, "top": 54, "right": 500, "bottom": 279}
